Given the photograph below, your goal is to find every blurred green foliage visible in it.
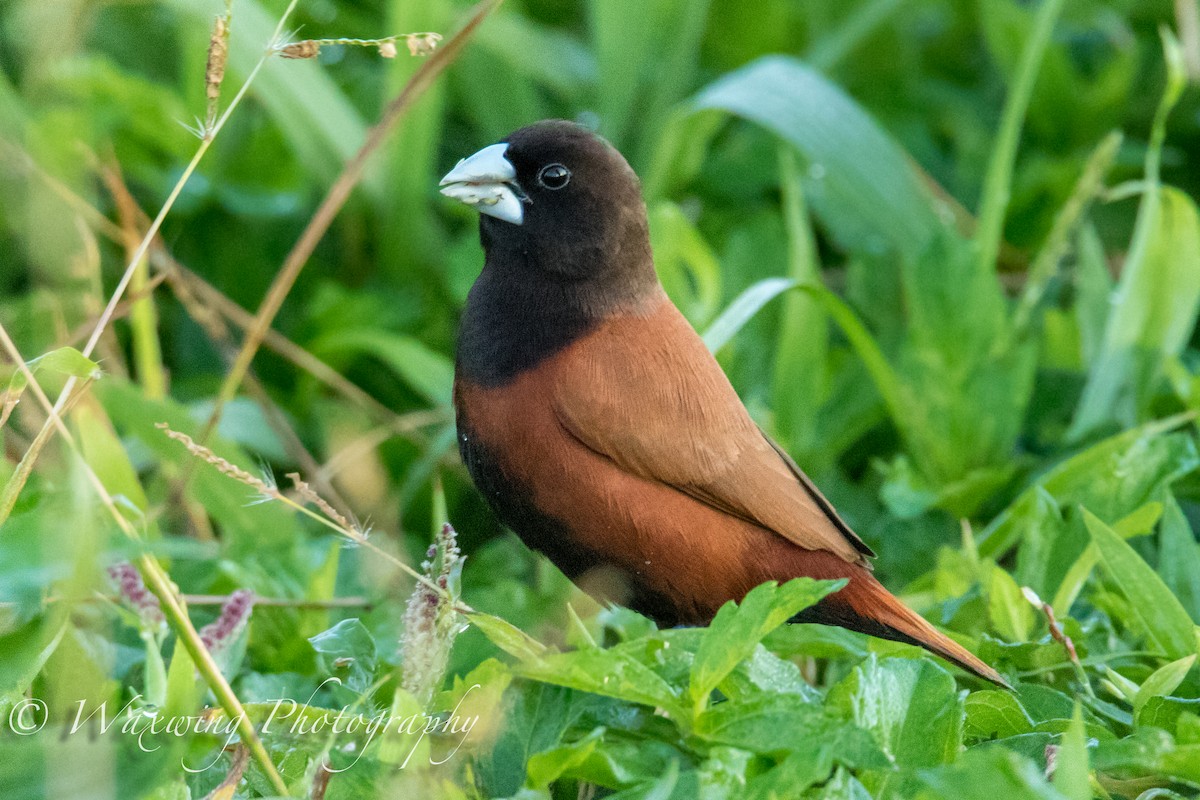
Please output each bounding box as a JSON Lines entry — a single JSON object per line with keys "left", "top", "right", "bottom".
{"left": 3, "top": 0, "right": 1200, "bottom": 797}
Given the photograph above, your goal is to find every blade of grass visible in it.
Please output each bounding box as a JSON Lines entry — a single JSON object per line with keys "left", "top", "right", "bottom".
{"left": 692, "top": 55, "right": 943, "bottom": 263}
{"left": 974, "top": 0, "right": 1066, "bottom": 276}
{"left": 772, "top": 145, "right": 827, "bottom": 456}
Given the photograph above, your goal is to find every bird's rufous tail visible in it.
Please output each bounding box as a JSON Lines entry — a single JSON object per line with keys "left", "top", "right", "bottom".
{"left": 795, "top": 563, "right": 1011, "bottom": 688}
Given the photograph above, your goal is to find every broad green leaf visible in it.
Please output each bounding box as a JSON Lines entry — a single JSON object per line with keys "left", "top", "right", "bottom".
{"left": 74, "top": 397, "right": 149, "bottom": 515}
{"left": 590, "top": 0, "right": 710, "bottom": 166}
{"left": 772, "top": 145, "right": 827, "bottom": 455}
{"left": 965, "top": 690, "right": 1035, "bottom": 742}
{"left": 1138, "top": 695, "right": 1200, "bottom": 735}
{"left": 517, "top": 645, "right": 686, "bottom": 720}
{"left": 692, "top": 55, "right": 945, "bottom": 262}
{"left": 979, "top": 415, "right": 1199, "bottom": 558}
{"left": 916, "top": 747, "right": 1064, "bottom": 800}
{"left": 1052, "top": 705, "right": 1090, "bottom": 800}
{"left": 1092, "top": 728, "right": 1200, "bottom": 787}
{"left": 163, "top": 634, "right": 199, "bottom": 719}
{"left": 988, "top": 563, "right": 1035, "bottom": 642}
{"left": 799, "top": 285, "right": 904, "bottom": 419}
{"left": 694, "top": 692, "right": 888, "bottom": 770}
{"left": 1134, "top": 655, "right": 1196, "bottom": 715}
{"left": 528, "top": 732, "right": 686, "bottom": 792}
{"left": 826, "top": 656, "right": 963, "bottom": 769}
{"left": 0, "top": 611, "right": 68, "bottom": 698}
{"left": 474, "top": 682, "right": 613, "bottom": 798}
{"left": 19, "top": 346, "right": 102, "bottom": 384}
{"left": 688, "top": 578, "right": 841, "bottom": 712}
{"left": 1084, "top": 509, "right": 1197, "bottom": 660}
{"left": 308, "top": 618, "right": 377, "bottom": 695}
{"left": 95, "top": 380, "right": 297, "bottom": 552}
{"left": 310, "top": 328, "right": 454, "bottom": 407}
{"left": 1, "top": 346, "right": 102, "bottom": 429}
{"left": 1051, "top": 502, "right": 1163, "bottom": 616}
{"left": 526, "top": 730, "right": 602, "bottom": 790}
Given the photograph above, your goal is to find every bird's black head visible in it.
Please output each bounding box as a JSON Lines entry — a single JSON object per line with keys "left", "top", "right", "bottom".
{"left": 441, "top": 120, "right": 655, "bottom": 288}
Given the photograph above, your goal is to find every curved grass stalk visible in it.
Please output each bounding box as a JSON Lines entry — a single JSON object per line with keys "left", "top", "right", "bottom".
{"left": 0, "top": 321, "right": 289, "bottom": 795}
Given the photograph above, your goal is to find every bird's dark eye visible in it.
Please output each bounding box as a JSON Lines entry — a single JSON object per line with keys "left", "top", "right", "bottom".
{"left": 537, "top": 164, "right": 571, "bottom": 190}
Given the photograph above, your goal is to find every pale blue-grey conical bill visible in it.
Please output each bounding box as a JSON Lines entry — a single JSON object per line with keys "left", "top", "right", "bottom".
{"left": 439, "top": 142, "right": 524, "bottom": 225}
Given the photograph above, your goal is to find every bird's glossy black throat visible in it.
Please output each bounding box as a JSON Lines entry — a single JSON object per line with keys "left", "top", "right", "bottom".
{"left": 456, "top": 230, "right": 657, "bottom": 386}
{"left": 455, "top": 264, "right": 598, "bottom": 386}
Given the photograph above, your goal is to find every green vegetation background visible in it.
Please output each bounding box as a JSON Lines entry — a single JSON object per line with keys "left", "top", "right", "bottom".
{"left": 3, "top": 0, "right": 1200, "bottom": 798}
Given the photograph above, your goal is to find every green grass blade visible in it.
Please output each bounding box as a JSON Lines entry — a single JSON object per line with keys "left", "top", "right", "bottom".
{"left": 692, "top": 55, "right": 944, "bottom": 263}
{"left": 974, "top": 0, "right": 1067, "bottom": 275}
{"left": 1084, "top": 509, "right": 1197, "bottom": 660}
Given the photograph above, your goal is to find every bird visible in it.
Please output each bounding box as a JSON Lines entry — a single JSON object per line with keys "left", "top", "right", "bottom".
{"left": 440, "top": 119, "right": 1007, "bottom": 687}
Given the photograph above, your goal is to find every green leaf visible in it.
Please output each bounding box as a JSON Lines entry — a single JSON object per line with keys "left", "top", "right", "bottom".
{"left": 694, "top": 692, "right": 888, "bottom": 770}
{"left": 965, "top": 690, "right": 1035, "bottom": 742}
{"left": 1, "top": 346, "right": 102, "bottom": 429}
{"left": 826, "top": 656, "right": 963, "bottom": 769}
{"left": 979, "top": 415, "right": 1199, "bottom": 559}
{"left": 692, "top": 55, "right": 945, "bottom": 262}
{"left": 74, "top": 398, "right": 150, "bottom": 516}
{"left": 308, "top": 618, "right": 378, "bottom": 695}
{"left": 525, "top": 728, "right": 602, "bottom": 789}
{"left": 0, "top": 612, "right": 68, "bottom": 698}
{"left": 22, "top": 346, "right": 103, "bottom": 383}
{"left": 988, "top": 563, "right": 1035, "bottom": 642}
{"left": 1134, "top": 654, "right": 1196, "bottom": 715}
{"left": 1084, "top": 509, "right": 1197, "bottom": 660}
{"left": 1052, "top": 704, "right": 1090, "bottom": 800}
{"left": 468, "top": 612, "right": 551, "bottom": 662}
{"left": 516, "top": 645, "right": 686, "bottom": 720}
{"left": 772, "top": 145, "right": 828, "bottom": 455}
{"left": 1092, "top": 728, "right": 1200, "bottom": 787}
{"left": 1073, "top": 187, "right": 1200, "bottom": 435}
{"left": 1138, "top": 695, "right": 1200, "bottom": 735}
{"left": 1071, "top": 30, "right": 1200, "bottom": 436}
{"left": 474, "top": 682, "right": 609, "bottom": 798}
{"left": 916, "top": 747, "right": 1064, "bottom": 800}
{"left": 163, "top": 634, "right": 199, "bottom": 719}
{"left": 310, "top": 328, "right": 454, "bottom": 407}
{"left": 95, "top": 380, "right": 297, "bottom": 552}
{"left": 650, "top": 201, "right": 723, "bottom": 326}
{"left": 688, "top": 578, "right": 841, "bottom": 713}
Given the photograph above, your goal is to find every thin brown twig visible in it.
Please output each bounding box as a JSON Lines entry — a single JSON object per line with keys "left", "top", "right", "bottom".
{"left": 198, "top": 0, "right": 503, "bottom": 447}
